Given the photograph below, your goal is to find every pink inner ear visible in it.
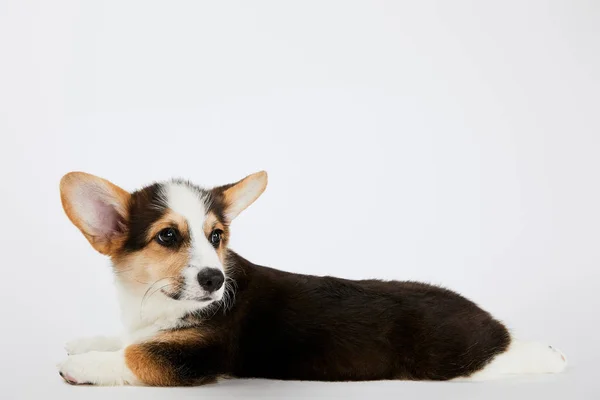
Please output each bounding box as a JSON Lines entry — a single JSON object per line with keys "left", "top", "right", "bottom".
{"left": 89, "top": 198, "right": 121, "bottom": 238}
{"left": 73, "top": 183, "right": 123, "bottom": 238}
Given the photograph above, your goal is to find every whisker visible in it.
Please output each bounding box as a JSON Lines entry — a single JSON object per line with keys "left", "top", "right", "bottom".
{"left": 140, "top": 282, "right": 175, "bottom": 320}
{"left": 139, "top": 277, "right": 178, "bottom": 320}
{"left": 113, "top": 268, "right": 135, "bottom": 275}
{"left": 112, "top": 268, "right": 154, "bottom": 285}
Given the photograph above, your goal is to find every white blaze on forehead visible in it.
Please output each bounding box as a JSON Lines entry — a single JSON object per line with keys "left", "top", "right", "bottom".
{"left": 163, "top": 183, "right": 207, "bottom": 235}
{"left": 162, "top": 182, "right": 222, "bottom": 271}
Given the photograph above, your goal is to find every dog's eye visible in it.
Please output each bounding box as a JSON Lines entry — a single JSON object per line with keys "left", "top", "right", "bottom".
{"left": 210, "top": 229, "right": 223, "bottom": 247}
{"left": 156, "top": 228, "right": 179, "bottom": 247}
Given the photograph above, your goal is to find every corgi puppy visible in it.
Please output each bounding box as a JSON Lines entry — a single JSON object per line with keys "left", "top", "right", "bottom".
{"left": 57, "top": 171, "right": 566, "bottom": 386}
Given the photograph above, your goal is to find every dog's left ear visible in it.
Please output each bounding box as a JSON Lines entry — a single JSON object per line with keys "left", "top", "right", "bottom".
{"left": 213, "top": 171, "right": 268, "bottom": 222}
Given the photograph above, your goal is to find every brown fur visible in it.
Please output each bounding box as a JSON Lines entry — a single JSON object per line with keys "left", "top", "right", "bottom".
{"left": 112, "top": 242, "right": 189, "bottom": 291}
{"left": 125, "top": 344, "right": 178, "bottom": 386}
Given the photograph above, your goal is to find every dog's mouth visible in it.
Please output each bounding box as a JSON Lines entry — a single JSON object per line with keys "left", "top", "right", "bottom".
{"left": 161, "top": 288, "right": 221, "bottom": 303}
{"left": 160, "top": 288, "right": 182, "bottom": 300}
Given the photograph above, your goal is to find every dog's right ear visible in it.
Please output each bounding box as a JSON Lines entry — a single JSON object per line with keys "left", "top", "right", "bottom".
{"left": 59, "top": 172, "right": 130, "bottom": 256}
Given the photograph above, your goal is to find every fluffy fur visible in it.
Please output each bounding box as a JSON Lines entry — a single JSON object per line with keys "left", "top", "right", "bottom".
{"left": 57, "top": 171, "right": 566, "bottom": 386}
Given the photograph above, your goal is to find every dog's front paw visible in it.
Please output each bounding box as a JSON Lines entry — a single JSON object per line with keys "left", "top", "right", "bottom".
{"left": 57, "top": 351, "right": 136, "bottom": 386}
{"left": 65, "top": 336, "right": 122, "bottom": 355}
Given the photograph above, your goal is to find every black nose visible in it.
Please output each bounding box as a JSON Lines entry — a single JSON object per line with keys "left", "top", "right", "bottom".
{"left": 197, "top": 268, "right": 225, "bottom": 293}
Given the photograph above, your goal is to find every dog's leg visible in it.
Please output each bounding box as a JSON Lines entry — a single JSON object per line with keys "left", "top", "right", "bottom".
{"left": 122, "top": 341, "right": 223, "bottom": 386}
{"left": 65, "top": 335, "right": 123, "bottom": 355}
{"left": 58, "top": 329, "right": 224, "bottom": 386}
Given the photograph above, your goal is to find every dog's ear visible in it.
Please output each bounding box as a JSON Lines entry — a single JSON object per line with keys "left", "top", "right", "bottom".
{"left": 60, "top": 172, "right": 130, "bottom": 256}
{"left": 212, "top": 171, "right": 268, "bottom": 222}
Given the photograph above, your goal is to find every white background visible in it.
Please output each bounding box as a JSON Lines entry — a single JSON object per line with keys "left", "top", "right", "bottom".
{"left": 1, "top": 1, "right": 599, "bottom": 399}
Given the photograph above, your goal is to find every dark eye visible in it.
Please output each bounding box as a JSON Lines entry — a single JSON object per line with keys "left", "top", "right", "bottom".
{"left": 156, "top": 227, "right": 179, "bottom": 247}
{"left": 210, "top": 229, "right": 223, "bottom": 247}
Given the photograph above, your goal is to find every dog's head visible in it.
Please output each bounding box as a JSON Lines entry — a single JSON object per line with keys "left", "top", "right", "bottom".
{"left": 59, "top": 171, "right": 267, "bottom": 309}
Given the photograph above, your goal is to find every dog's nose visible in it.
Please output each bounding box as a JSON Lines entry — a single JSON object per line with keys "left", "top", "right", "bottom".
{"left": 197, "top": 268, "right": 225, "bottom": 293}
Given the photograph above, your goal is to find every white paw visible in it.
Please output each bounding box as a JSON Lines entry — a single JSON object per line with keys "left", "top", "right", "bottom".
{"left": 464, "top": 340, "right": 567, "bottom": 381}
{"left": 65, "top": 336, "right": 122, "bottom": 355}
{"left": 514, "top": 341, "right": 567, "bottom": 373}
{"left": 57, "top": 351, "right": 137, "bottom": 386}
{"left": 544, "top": 344, "right": 568, "bottom": 372}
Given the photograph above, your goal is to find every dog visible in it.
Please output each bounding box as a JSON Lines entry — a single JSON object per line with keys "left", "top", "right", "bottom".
{"left": 57, "top": 171, "right": 566, "bottom": 386}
